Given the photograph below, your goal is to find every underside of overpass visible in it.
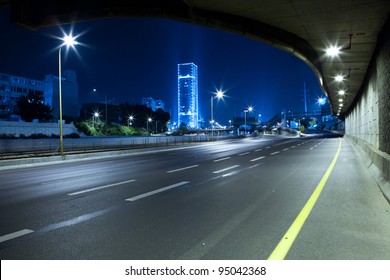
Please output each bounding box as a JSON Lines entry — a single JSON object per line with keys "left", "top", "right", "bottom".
{"left": 1, "top": 0, "right": 389, "bottom": 186}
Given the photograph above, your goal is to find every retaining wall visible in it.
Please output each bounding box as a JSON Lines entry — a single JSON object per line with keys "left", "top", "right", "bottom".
{"left": 0, "top": 121, "right": 78, "bottom": 136}
{"left": 345, "top": 17, "right": 390, "bottom": 200}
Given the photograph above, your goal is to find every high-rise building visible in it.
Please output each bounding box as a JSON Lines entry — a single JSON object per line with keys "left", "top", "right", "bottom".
{"left": 177, "top": 62, "right": 198, "bottom": 128}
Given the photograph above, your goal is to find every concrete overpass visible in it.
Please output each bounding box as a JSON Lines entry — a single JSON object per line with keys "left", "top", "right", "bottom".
{"left": 1, "top": 0, "right": 389, "bottom": 189}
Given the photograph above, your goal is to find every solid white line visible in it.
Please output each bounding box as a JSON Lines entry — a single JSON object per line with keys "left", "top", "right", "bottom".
{"left": 0, "top": 229, "right": 34, "bottom": 243}
{"left": 270, "top": 151, "right": 280, "bottom": 155}
{"left": 213, "top": 165, "right": 240, "bottom": 174}
{"left": 250, "top": 156, "right": 265, "bottom": 162}
{"left": 213, "top": 157, "right": 231, "bottom": 162}
{"left": 68, "top": 179, "right": 136, "bottom": 196}
{"left": 125, "top": 181, "right": 189, "bottom": 201}
{"left": 167, "top": 165, "right": 199, "bottom": 173}
{"left": 239, "top": 152, "right": 250, "bottom": 156}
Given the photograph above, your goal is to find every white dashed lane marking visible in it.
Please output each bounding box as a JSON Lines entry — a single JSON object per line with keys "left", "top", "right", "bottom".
{"left": 125, "top": 181, "right": 190, "bottom": 202}
{"left": 213, "top": 157, "right": 231, "bottom": 162}
{"left": 0, "top": 229, "right": 34, "bottom": 243}
{"left": 68, "top": 179, "right": 136, "bottom": 196}
{"left": 213, "top": 165, "right": 240, "bottom": 174}
{"left": 250, "top": 156, "right": 266, "bottom": 162}
{"left": 167, "top": 165, "right": 199, "bottom": 173}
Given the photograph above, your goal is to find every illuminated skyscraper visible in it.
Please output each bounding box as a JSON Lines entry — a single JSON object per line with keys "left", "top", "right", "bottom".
{"left": 178, "top": 62, "right": 198, "bottom": 128}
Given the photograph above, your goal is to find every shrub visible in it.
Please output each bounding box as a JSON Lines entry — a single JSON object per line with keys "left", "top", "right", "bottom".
{"left": 0, "top": 133, "right": 16, "bottom": 139}
{"left": 31, "top": 133, "right": 49, "bottom": 139}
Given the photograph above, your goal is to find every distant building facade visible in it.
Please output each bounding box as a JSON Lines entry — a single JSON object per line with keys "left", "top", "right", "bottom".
{"left": 177, "top": 62, "right": 198, "bottom": 128}
{"left": 44, "top": 70, "right": 78, "bottom": 119}
{"left": 142, "top": 97, "right": 165, "bottom": 111}
{"left": 0, "top": 73, "right": 44, "bottom": 118}
{"left": 0, "top": 70, "right": 78, "bottom": 120}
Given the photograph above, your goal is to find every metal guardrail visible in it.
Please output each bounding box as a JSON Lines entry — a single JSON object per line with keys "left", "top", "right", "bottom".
{"left": 0, "top": 135, "right": 237, "bottom": 159}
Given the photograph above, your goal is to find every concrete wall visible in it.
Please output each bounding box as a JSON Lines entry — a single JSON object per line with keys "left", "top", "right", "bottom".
{"left": 0, "top": 121, "right": 78, "bottom": 136}
{"left": 346, "top": 17, "right": 389, "bottom": 155}
{"left": 345, "top": 17, "right": 390, "bottom": 193}
{"left": 0, "top": 135, "right": 234, "bottom": 154}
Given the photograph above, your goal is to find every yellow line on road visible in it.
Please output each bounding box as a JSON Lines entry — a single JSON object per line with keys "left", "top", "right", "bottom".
{"left": 268, "top": 138, "right": 342, "bottom": 260}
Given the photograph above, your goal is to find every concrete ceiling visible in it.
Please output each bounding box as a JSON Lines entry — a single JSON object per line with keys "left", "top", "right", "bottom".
{"left": 3, "top": 0, "right": 390, "bottom": 117}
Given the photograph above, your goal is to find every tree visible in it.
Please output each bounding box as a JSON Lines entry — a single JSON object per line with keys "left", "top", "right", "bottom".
{"left": 153, "top": 108, "right": 170, "bottom": 132}
{"left": 16, "top": 92, "right": 52, "bottom": 122}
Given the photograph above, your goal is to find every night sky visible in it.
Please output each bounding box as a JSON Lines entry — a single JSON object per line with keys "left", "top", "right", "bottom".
{"left": 0, "top": 6, "right": 324, "bottom": 125}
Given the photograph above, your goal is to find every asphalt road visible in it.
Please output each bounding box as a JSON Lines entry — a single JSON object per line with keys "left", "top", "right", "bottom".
{"left": 1, "top": 134, "right": 389, "bottom": 259}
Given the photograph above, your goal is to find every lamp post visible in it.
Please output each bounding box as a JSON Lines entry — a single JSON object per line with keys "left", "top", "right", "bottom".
{"left": 93, "top": 112, "right": 99, "bottom": 127}
{"left": 147, "top": 117, "right": 152, "bottom": 133}
{"left": 92, "top": 89, "right": 108, "bottom": 124}
{"left": 244, "top": 106, "right": 253, "bottom": 135}
{"left": 58, "top": 34, "right": 78, "bottom": 157}
{"left": 211, "top": 89, "right": 224, "bottom": 140}
{"left": 128, "top": 115, "right": 134, "bottom": 126}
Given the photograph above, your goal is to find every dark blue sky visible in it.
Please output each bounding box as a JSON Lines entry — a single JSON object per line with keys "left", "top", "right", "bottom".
{"left": 0, "top": 7, "right": 324, "bottom": 124}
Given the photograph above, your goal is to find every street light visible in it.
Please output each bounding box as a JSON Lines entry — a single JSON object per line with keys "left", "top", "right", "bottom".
{"left": 147, "top": 117, "right": 152, "bottom": 133}
{"left": 128, "top": 115, "right": 134, "bottom": 126}
{"left": 244, "top": 106, "right": 253, "bottom": 135}
{"left": 211, "top": 89, "right": 224, "bottom": 140}
{"left": 93, "top": 111, "right": 100, "bottom": 127}
{"left": 58, "top": 33, "right": 78, "bottom": 157}
{"left": 91, "top": 88, "right": 108, "bottom": 124}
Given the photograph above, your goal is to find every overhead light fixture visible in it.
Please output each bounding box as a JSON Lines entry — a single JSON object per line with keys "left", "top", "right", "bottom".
{"left": 334, "top": 69, "right": 351, "bottom": 82}
{"left": 335, "top": 74, "right": 345, "bottom": 82}
{"left": 338, "top": 90, "right": 346, "bottom": 95}
{"left": 325, "top": 34, "right": 353, "bottom": 57}
{"left": 326, "top": 46, "right": 341, "bottom": 57}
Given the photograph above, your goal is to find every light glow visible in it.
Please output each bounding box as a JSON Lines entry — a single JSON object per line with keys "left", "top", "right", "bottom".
{"left": 335, "top": 74, "right": 344, "bottom": 82}
{"left": 63, "top": 35, "right": 78, "bottom": 47}
{"left": 338, "top": 90, "right": 346, "bottom": 95}
{"left": 318, "top": 97, "right": 326, "bottom": 105}
{"left": 326, "top": 45, "right": 341, "bottom": 57}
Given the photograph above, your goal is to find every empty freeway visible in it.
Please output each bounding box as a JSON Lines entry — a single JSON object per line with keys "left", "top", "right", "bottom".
{"left": 1, "top": 133, "right": 389, "bottom": 259}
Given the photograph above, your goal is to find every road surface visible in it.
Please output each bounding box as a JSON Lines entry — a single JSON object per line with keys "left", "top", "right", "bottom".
{"left": 1, "top": 134, "right": 389, "bottom": 259}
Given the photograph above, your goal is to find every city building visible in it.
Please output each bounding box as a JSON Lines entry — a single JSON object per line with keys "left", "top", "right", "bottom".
{"left": 177, "top": 62, "right": 198, "bottom": 128}
{"left": 0, "top": 70, "right": 78, "bottom": 121}
{"left": 0, "top": 73, "right": 45, "bottom": 119}
{"left": 44, "top": 70, "right": 78, "bottom": 120}
{"left": 142, "top": 97, "right": 165, "bottom": 111}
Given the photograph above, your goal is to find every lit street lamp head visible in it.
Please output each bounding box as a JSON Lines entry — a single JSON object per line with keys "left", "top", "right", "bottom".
{"left": 60, "top": 33, "right": 79, "bottom": 50}
{"left": 216, "top": 90, "right": 224, "bottom": 99}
